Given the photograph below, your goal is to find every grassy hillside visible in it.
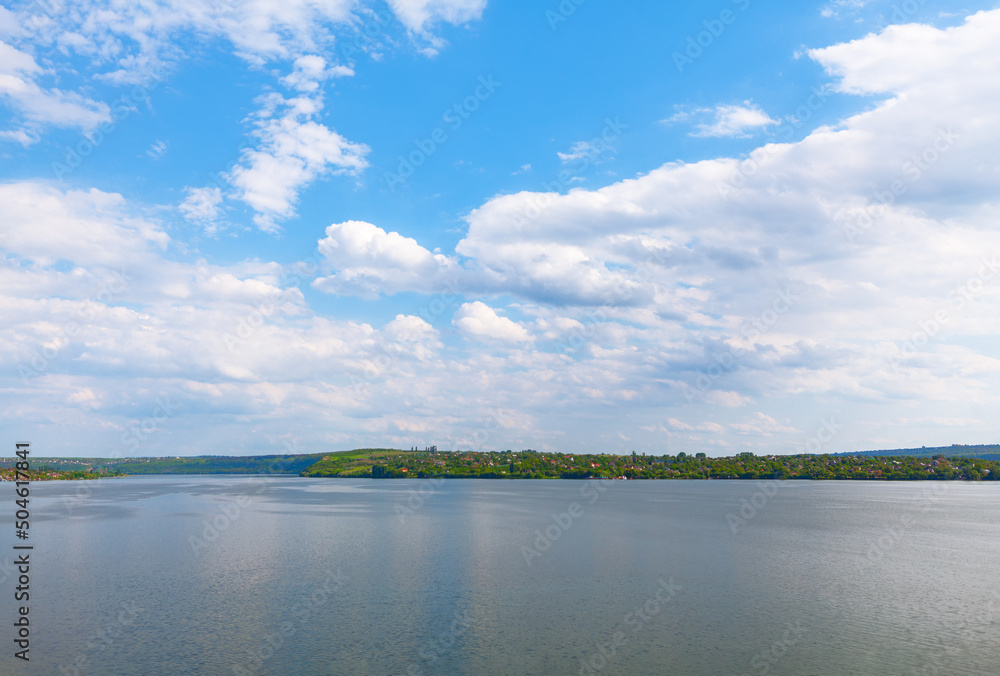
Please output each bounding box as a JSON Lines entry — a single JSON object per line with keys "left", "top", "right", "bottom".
{"left": 299, "top": 449, "right": 422, "bottom": 477}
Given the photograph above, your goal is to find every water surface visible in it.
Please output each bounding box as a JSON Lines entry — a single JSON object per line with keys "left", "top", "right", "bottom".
{"left": 2, "top": 477, "right": 998, "bottom": 675}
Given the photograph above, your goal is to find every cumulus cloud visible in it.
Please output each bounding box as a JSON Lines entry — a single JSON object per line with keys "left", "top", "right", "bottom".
{"left": 227, "top": 93, "right": 370, "bottom": 232}
{"left": 453, "top": 301, "right": 532, "bottom": 343}
{"left": 313, "top": 220, "right": 457, "bottom": 297}
{"left": 664, "top": 101, "right": 776, "bottom": 138}
{"left": 6, "top": 10, "right": 1000, "bottom": 456}
{"left": 0, "top": 182, "right": 169, "bottom": 268}
{"left": 690, "top": 102, "right": 777, "bottom": 138}
{"left": 436, "top": 10, "right": 1000, "bottom": 427}
{"left": 384, "top": 314, "right": 438, "bottom": 342}
{"left": 0, "top": 183, "right": 559, "bottom": 455}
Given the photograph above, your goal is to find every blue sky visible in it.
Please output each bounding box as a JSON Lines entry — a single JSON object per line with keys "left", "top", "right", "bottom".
{"left": 2, "top": 0, "right": 999, "bottom": 457}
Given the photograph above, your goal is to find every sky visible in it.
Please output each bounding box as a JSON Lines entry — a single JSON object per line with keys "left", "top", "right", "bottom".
{"left": 2, "top": 0, "right": 999, "bottom": 458}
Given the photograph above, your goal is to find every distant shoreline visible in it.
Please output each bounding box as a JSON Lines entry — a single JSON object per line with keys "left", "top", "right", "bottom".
{"left": 5, "top": 448, "right": 997, "bottom": 482}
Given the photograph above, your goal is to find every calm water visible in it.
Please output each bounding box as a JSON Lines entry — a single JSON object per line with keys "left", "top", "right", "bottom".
{"left": 1, "top": 476, "right": 998, "bottom": 675}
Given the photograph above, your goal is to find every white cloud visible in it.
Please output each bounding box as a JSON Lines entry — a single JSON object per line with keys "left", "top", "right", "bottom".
{"left": 809, "top": 12, "right": 995, "bottom": 96}
{"left": 0, "top": 182, "right": 169, "bottom": 268}
{"left": 0, "top": 6, "right": 19, "bottom": 37}
{"left": 387, "top": 0, "right": 487, "bottom": 33}
{"left": 280, "top": 54, "right": 353, "bottom": 92}
{"left": 385, "top": 0, "right": 488, "bottom": 55}
{"left": 227, "top": 92, "right": 369, "bottom": 232}
{"left": 454, "top": 301, "right": 532, "bottom": 343}
{"left": 16, "top": 0, "right": 357, "bottom": 75}
{"left": 0, "top": 0, "right": 481, "bottom": 154}
{"left": 382, "top": 314, "right": 442, "bottom": 360}
{"left": 384, "top": 314, "right": 438, "bottom": 343}
{"left": 557, "top": 133, "right": 618, "bottom": 166}
{"left": 6, "top": 10, "right": 1000, "bottom": 456}
{"left": 557, "top": 141, "right": 598, "bottom": 164}
{"left": 179, "top": 186, "right": 224, "bottom": 231}
{"left": 9, "top": 0, "right": 483, "bottom": 83}
{"left": 1, "top": 1, "right": 364, "bottom": 148}
{"left": 313, "top": 220, "right": 456, "bottom": 297}
{"left": 820, "top": 0, "right": 870, "bottom": 19}
{"left": 146, "top": 140, "right": 168, "bottom": 159}
{"left": 0, "top": 40, "right": 110, "bottom": 138}
{"left": 691, "top": 102, "right": 776, "bottom": 138}
{"left": 730, "top": 413, "right": 798, "bottom": 436}
{"left": 0, "top": 128, "right": 36, "bottom": 145}
{"left": 429, "top": 10, "right": 1000, "bottom": 426}
{"left": 0, "top": 184, "right": 546, "bottom": 455}
{"left": 180, "top": 53, "right": 368, "bottom": 230}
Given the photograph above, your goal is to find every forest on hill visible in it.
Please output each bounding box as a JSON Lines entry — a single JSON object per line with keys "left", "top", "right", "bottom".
{"left": 300, "top": 449, "right": 1000, "bottom": 481}
{"left": 5, "top": 447, "right": 998, "bottom": 481}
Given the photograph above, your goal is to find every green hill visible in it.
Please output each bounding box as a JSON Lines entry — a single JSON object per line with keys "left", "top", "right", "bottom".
{"left": 5, "top": 445, "right": 999, "bottom": 481}
{"left": 298, "top": 448, "right": 424, "bottom": 477}
{"left": 836, "top": 444, "right": 1000, "bottom": 461}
